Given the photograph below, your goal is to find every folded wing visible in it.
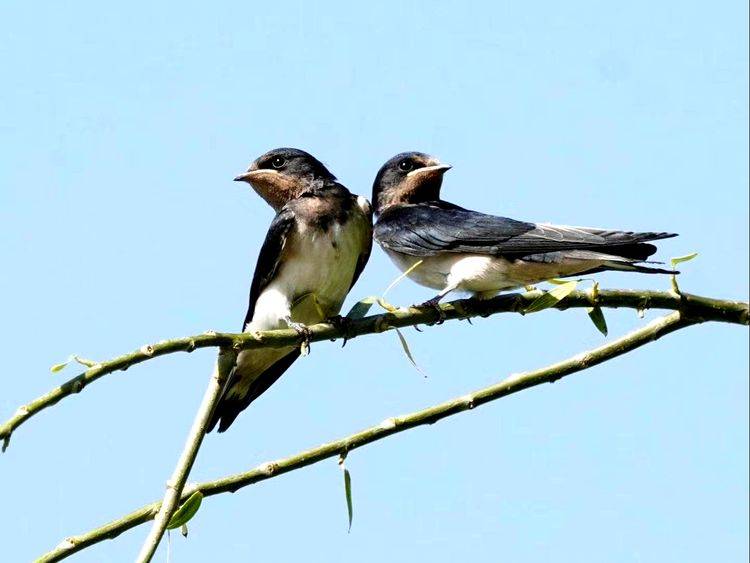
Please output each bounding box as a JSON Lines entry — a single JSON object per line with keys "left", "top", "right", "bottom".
{"left": 374, "top": 202, "right": 676, "bottom": 260}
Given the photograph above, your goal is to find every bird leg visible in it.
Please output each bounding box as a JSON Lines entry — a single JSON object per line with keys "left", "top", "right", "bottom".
{"left": 283, "top": 316, "right": 312, "bottom": 355}
{"left": 414, "top": 282, "right": 458, "bottom": 325}
{"left": 416, "top": 294, "right": 447, "bottom": 325}
{"left": 326, "top": 314, "right": 353, "bottom": 347}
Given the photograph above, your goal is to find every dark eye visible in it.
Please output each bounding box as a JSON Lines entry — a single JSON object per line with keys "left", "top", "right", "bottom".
{"left": 271, "top": 156, "right": 286, "bottom": 169}
{"left": 398, "top": 160, "right": 413, "bottom": 172}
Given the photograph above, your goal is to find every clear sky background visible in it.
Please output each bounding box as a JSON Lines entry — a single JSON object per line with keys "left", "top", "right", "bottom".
{"left": 1, "top": 2, "right": 748, "bottom": 562}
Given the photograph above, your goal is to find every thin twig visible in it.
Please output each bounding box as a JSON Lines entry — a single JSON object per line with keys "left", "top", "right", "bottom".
{"left": 134, "top": 348, "right": 236, "bottom": 563}
{"left": 2, "top": 289, "right": 747, "bottom": 451}
{"left": 37, "top": 310, "right": 715, "bottom": 562}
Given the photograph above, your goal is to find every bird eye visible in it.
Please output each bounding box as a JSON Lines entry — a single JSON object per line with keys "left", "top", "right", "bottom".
{"left": 271, "top": 156, "right": 286, "bottom": 169}
{"left": 398, "top": 160, "right": 413, "bottom": 172}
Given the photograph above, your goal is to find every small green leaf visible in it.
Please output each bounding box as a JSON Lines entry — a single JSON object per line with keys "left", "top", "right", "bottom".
{"left": 345, "top": 296, "right": 377, "bottom": 320}
{"left": 590, "top": 281, "right": 600, "bottom": 301}
{"left": 51, "top": 354, "right": 98, "bottom": 373}
{"left": 50, "top": 355, "right": 75, "bottom": 373}
{"left": 338, "top": 453, "right": 354, "bottom": 532}
{"left": 395, "top": 328, "right": 427, "bottom": 377}
{"left": 343, "top": 466, "right": 353, "bottom": 532}
{"left": 587, "top": 306, "right": 608, "bottom": 336}
{"left": 167, "top": 491, "right": 203, "bottom": 530}
{"left": 50, "top": 362, "right": 70, "bottom": 373}
{"left": 376, "top": 297, "right": 399, "bottom": 312}
{"left": 670, "top": 252, "right": 698, "bottom": 269}
{"left": 546, "top": 278, "right": 570, "bottom": 285}
{"left": 524, "top": 281, "right": 578, "bottom": 313}
{"left": 73, "top": 356, "right": 98, "bottom": 368}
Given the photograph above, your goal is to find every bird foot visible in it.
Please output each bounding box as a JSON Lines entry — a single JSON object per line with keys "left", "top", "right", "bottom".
{"left": 415, "top": 297, "right": 446, "bottom": 325}
{"left": 284, "top": 317, "right": 312, "bottom": 355}
{"left": 326, "top": 314, "right": 353, "bottom": 347}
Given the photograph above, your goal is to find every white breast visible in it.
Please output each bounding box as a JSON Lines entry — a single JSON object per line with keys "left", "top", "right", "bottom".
{"left": 248, "top": 214, "right": 367, "bottom": 331}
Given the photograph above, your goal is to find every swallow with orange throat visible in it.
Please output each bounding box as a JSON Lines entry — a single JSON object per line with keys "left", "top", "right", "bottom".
{"left": 209, "top": 148, "right": 372, "bottom": 432}
{"left": 371, "top": 152, "right": 677, "bottom": 311}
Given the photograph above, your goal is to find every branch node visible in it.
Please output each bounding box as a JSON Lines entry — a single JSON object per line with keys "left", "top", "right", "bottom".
{"left": 34, "top": 304, "right": 748, "bottom": 561}
{"left": 374, "top": 317, "right": 391, "bottom": 333}
{"left": 461, "top": 394, "right": 476, "bottom": 409}
{"left": 574, "top": 352, "right": 593, "bottom": 368}
{"left": 57, "top": 538, "right": 77, "bottom": 549}
{"left": 263, "top": 462, "right": 279, "bottom": 476}
{"left": 379, "top": 417, "right": 397, "bottom": 430}
{"left": 140, "top": 345, "right": 155, "bottom": 357}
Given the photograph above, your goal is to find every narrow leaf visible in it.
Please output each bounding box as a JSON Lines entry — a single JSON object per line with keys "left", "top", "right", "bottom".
{"left": 338, "top": 453, "right": 354, "bottom": 532}
{"left": 382, "top": 259, "right": 423, "bottom": 297}
{"left": 395, "top": 328, "right": 427, "bottom": 377}
{"left": 587, "top": 306, "right": 608, "bottom": 336}
{"left": 167, "top": 491, "right": 203, "bottom": 530}
{"left": 345, "top": 296, "right": 377, "bottom": 320}
{"left": 343, "top": 466, "right": 353, "bottom": 532}
{"left": 524, "top": 281, "right": 578, "bottom": 313}
{"left": 670, "top": 252, "right": 698, "bottom": 269}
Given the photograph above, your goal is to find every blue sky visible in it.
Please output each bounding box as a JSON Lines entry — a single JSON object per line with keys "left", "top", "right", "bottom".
{"left": 1, "top": 1, "right": 747, "bottom": 561}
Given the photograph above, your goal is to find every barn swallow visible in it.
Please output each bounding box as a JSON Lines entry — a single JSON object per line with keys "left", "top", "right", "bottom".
{"left": 208, "top": 148, "right": 372, "bottom": 432}
{"left": 372, "top": 152, "right": 677, "bottom": 307}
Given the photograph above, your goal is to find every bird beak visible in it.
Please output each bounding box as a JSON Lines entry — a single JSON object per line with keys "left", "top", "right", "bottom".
{"left": 233, "top": 169, "right": 278, "bottom": 183}
{"left": 407, "top": 163, "right": 452, "bottom": 179}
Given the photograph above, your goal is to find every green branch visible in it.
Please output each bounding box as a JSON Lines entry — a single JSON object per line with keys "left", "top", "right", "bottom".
{"left": 36, "top": 308, "right": 741, "bottom": 562}
{"left": 134, "top": 348, "right": 236, "bottom": 563}
{"left": 3, "top": 289, "right": 747, "bottom": 452}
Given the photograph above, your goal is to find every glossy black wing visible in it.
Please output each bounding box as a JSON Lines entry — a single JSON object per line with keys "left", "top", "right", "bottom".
{"left": 208, "top": 349, "right": 301, "bottom": 433}
{"left": 374, "top": 202, "right": 676, "bottom": 258}
{"left": 242, "top": 207, "right": 296, "bottom": 329}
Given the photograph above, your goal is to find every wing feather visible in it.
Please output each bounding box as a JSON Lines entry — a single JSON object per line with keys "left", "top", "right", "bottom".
{"left": 375, "top": 202, "right": 676, "bottom": 259}
{"left": 242, "top": 207, "right": 296, "bottom": 329}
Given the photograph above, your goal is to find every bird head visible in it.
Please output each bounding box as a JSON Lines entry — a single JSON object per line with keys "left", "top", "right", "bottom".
{"left": 234, "top": 148, "right": 336, "bottom": 211}
{"left": 371, "top": 152, "right": 451, "bottom": 214}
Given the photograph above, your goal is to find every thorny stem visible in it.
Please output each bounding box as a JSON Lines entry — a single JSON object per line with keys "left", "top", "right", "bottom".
{"left": 2, "top": 289, "right": 747, "bottom": 451}
{"left": 36, "top": 309, "right": 740, "bottom": 562}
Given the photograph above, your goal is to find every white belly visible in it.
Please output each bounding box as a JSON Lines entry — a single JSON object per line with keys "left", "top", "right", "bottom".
{"left": 385, "top": 249, "right": 603, "bottom": 297}
{"left": 232, "top": 216, "right": 366, "bottom": 395}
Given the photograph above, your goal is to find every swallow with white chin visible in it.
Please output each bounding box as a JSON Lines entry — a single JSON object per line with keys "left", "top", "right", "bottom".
{"left": 208, "top": 148, "right": 372, "bottom": 433}
{"left": 372, "top": 151, "right": 677, "bottom": 308}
